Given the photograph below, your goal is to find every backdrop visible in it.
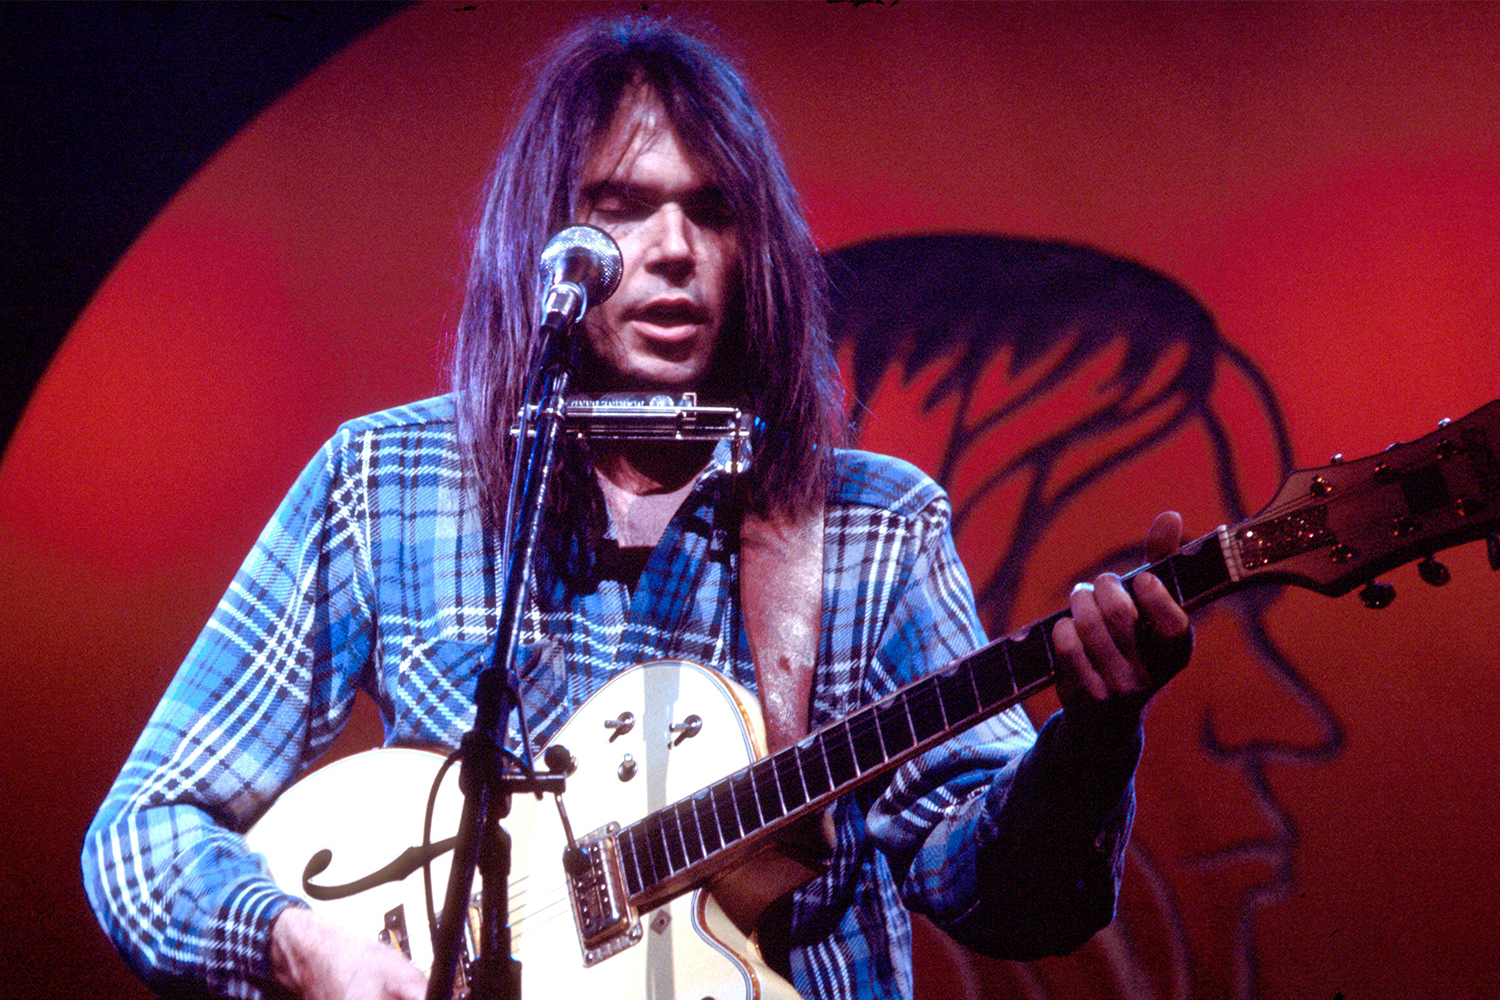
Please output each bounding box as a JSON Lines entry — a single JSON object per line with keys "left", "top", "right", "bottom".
{"left": 4, "top": 3, "right": 1499, "bottom": 998}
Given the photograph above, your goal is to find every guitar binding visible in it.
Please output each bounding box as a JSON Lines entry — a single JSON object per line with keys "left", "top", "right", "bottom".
{"left": 569, "top": 821, "right": 642, "bottom": 966}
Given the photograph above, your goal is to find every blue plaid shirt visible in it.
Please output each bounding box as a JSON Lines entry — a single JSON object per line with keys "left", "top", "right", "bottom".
{"left": 83, "top": 394, "right": 1136, "bottom": 999}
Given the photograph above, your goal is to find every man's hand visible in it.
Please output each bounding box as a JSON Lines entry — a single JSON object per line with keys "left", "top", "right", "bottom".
{"left": 269, "top": 906, "right": 428, "bottom": 1000}
{"left": 1051, "top": 511, "right": 1193, "bottom": 736}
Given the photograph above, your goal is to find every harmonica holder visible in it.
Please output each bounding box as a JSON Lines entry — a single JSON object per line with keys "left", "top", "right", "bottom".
{"left": 514, "top": 393, "right": 755, "bottom": 473}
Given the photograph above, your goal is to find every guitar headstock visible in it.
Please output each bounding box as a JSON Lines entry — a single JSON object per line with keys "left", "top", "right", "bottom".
{"left": 1228, "top": 399, "right": 1500, "bottom": 597}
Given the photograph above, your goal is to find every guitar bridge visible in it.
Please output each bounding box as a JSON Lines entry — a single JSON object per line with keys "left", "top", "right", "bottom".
{"left": 568, "top": 822, "right": 641, "bottom": 965}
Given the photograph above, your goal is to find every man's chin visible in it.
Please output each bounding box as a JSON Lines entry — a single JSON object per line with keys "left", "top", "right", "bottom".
{"left": 582, "top": 365, "right": 708, "bottom": 397}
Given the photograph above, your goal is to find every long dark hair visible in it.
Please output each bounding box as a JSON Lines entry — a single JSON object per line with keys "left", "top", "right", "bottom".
{"left": 450, "top": 17, "right": 844, "bottom": 532}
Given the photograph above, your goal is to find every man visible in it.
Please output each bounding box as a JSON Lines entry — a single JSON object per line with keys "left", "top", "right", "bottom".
{"left": 83, "top": 18, "right": 1191, "bottom": 1000}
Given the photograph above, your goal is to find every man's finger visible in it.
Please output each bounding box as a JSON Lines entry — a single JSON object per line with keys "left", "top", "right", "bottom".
{"left": 1145, "top": 510, "right": 1183, "bottom": 563}
{"left": 1134, "top": 570, "right": 1191, "bottom": 639}
{"left": 1066, "top": 581, "right": 1144, "bottom": 694}
{"left": 1052, "top": 616, "right": 1109, "bottom": 702}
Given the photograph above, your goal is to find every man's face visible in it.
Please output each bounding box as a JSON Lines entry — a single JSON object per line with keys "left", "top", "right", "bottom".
{"left": 576, "top": 87, "right": 740, "bottom": 394}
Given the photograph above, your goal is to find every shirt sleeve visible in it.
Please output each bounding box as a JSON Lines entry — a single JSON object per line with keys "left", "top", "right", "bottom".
{"left": 862, "top": 487, "right": 1141, "bottom": 961}
{"left": 80, "top": 429, "right": 377, "bottom": 998}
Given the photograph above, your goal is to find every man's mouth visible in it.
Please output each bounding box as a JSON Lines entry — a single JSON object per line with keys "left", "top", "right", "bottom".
{"left": 631, "top": 299, "right": 709, "bottom": 332}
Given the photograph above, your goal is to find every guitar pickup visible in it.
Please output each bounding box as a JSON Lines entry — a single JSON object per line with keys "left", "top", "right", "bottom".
{"left": 568, "top": 822, "right": 641, "bottom": 965}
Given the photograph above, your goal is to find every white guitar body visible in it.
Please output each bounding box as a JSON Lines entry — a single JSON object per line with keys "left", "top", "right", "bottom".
{"left": 247, "top": 659, "right": 802, "bottom": 1000}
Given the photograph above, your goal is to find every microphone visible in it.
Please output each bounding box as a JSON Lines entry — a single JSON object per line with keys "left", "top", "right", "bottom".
{"left": 537, "top": 224, "right": 623, "bottom": 336}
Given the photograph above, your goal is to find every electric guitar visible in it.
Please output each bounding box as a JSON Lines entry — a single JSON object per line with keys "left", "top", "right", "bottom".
{"left": 247, "top": 398, "right": 1500, "bottom": 999}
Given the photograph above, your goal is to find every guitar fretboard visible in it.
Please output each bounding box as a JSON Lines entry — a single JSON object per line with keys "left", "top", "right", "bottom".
{"left": 614, "top": 528, "right": 1236, "bottom": 903}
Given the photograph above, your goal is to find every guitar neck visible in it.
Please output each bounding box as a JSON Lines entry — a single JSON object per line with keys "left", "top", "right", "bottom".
{"left": 618, "top": 527, "right": 1243, "bottom": 910}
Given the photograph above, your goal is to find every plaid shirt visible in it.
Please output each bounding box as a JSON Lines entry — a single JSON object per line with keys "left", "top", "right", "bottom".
{"left": 83, "top": 394, "right": 1135, "bottom": 1000}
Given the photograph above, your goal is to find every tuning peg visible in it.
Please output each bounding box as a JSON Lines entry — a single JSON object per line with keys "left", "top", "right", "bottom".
{"left": 1488, "top": 534, "right": 1500, "bottom": 571}
{"left": 1360, "top": 580, "right": 1397, "bottom": 609}
{"left": 1418, "top": 556, "right": 1451, "bottom": 587}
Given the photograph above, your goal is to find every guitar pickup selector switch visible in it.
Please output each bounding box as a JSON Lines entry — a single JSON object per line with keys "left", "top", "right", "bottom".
{"left": 604, "top": 712, "right": 635, "bottom": 740}
{"left": 668, "top": 714, "right": 702, "bottom": 746}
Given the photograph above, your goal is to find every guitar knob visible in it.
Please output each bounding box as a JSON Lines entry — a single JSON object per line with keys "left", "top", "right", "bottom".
{"left": 1359, "top": 580, "right": 1396, "bottom": 609}
{"left": 563, "top": 845, "right": 591, "bottom": 877}
{"left": 618, "top": 754, "right": 637, "bottom": 782}
{"left": 1417, "top": 556, "right": 1450, "bottom": 587}
{"left": 544, "top": 744, "right": 577, "bottom": 776}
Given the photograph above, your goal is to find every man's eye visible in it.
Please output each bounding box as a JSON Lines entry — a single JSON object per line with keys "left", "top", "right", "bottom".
{"left": 590, "top": 195, "right": 648, "bottom": 220}
{"left": 688, "top": 196, "right": 735, "bottom": 230}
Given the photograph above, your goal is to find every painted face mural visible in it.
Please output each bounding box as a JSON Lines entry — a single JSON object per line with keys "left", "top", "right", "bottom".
{"left": 828, "top": 234, "right": 1327, "bottom": 998}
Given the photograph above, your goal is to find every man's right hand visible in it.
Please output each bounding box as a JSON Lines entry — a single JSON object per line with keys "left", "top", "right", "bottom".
{"left": 270, "top": 906, "right": 428, "bottom": 1000}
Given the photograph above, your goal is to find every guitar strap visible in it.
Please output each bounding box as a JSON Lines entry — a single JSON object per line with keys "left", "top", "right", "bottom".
{"left": 721, "top": 503, "right": 831, "bottom": 946}
{"left": 738, "top": 505, "right": 824, "bottom": 754}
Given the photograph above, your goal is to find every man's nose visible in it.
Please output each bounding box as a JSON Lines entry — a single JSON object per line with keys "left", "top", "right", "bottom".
{"left": 644, "top": 203, "right": 695, "bottom": 282}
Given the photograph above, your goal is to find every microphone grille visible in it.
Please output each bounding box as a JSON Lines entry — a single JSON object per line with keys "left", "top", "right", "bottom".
{"left": 539, "top": 224, "right": 623, "bottom": 304}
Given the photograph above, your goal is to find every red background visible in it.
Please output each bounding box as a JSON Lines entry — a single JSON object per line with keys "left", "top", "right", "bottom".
{"left": 3, "top": 3, "right": 1499, "bottom": 997}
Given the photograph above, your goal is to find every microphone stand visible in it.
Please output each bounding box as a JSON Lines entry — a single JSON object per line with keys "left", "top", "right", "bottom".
{"left": 425, "top": 323, "right": 575, "bottom": 1000}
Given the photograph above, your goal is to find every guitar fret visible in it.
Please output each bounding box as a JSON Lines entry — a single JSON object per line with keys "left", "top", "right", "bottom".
{"left": 619, "top": 825, "right": 644, "bottom": 896}
{"left": 658, "top": 811, "right": 680, "bottom": 873}
{"left": 971, "top": 639, "right": 1009, "bottom": 706}
{"left": 688, "top": 799, "right": 709, "bottom": 861}
{"left": 732, "top": 769, "right": 762, "bottom": 832}
{"left": 1001, "top": 637, "right": 1020, "bottom": 694}
{"left": 1160, "top": 552, "right": 1186, "bottom": 604}
{"left": 1167, "top": 532, "right": 1232, "bottom": 607}
{"left": 775, "top": 746, "right": 808, "bottom": 810}
{"left": 645, "top": 821, "right": 663, "bottom": 881}
{"left": 751, "top": 758, "right": 784, "bottom": 824}
{"left": 643, "top": 814, "right": 669, "bottom": 885}
{"left": 996, "top": 623, "right": 1051, "bottom": 697}
{"left": 693, "top": 787, "right": 722, "bottom": 854}
{"left": 665, "top": 809, "right": 690, "bottom": 871}
{"left": 624, "top": 822, "right": 650, "bottom": 889}
{"left": 849, "top": 707, "right": 884, "bottom": 772}
{"left": 936, "top": 661, "right": 980, "bottom": 727}
{"left": 877, "top": 694, "right": 916, "bottom": 756}
{"left": 772, "top": 753, "right": 795, "bottom": 813}
{"left": 966, "top": 656, "right": 984, "bottom": 710}
{"left": 825, "top": 722, "right": 857, "bottom": 786}
{"left": 906, "top": 676, "right": 945, "bottom": 744}
{"left": 676, "top": 800, "right": 705, "bottom": 865}
{"left": 801, "top": 736, "right": 832, "bottom": 799}
{"left": 711, "top": 779, "right": 740, "bottom": 845}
